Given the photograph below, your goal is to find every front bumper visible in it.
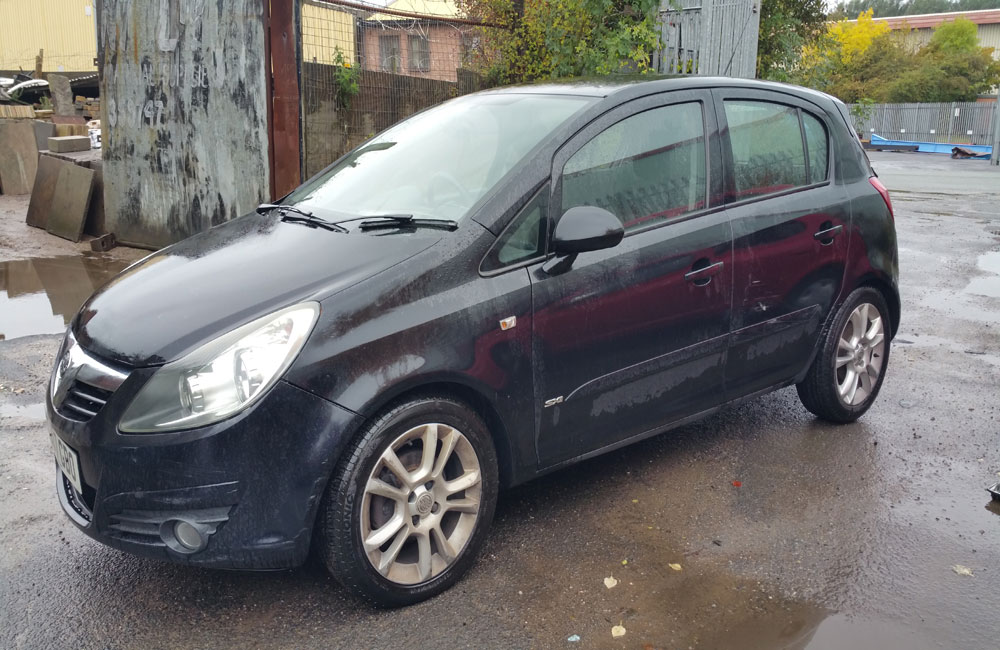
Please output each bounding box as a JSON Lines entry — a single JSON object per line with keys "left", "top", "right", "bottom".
{"left": 48, "top": 356, "right": 360, "bottom": 570}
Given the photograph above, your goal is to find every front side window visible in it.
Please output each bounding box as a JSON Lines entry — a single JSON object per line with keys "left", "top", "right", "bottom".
{"left": 286, "top": 94, "right": 595, "bottom": 222}
{"left": 724, "top": 100, "right": 831, "bottom": 200}
{"left": 409, "top": 35, "right": 430, "bottom": 72}
{"left": 561, "top": 102, "right": 707, "bottom": 232}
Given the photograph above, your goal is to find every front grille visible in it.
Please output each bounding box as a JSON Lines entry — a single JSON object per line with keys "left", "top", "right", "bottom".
{"left": 58, "top": 380, "right": 113, "bottom": 422}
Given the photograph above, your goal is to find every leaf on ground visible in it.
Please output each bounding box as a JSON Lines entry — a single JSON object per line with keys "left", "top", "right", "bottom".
{"left": 668, "top": 563, "right": 682, "bottom": 571}
{"left": 952, "top": 564, "right": 974, "bottom": 577}
{"left": 621, "top": 559, "right": 628, "bottom": 566}
{"left": 604, "top": 576, "right": 618, "bottom": 589}
{"left": 611, "top": 624, "right": 626, "bottom": 638}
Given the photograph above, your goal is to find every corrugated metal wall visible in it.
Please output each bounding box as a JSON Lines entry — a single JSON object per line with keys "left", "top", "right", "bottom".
{"left": 0, "top": 0, "right": 98, "bottom": 72}
{"left": 851, "top": 102, "right": 996, "bottom": 146}
{"left": 895, "top": 24, "right": 1000, "bottom": 58}
{"left": 302, "top": 1, "right": 357, "bottom": 65}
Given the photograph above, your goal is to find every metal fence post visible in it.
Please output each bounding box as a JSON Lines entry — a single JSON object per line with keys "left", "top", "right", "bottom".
{"left": 991, "top": 97, "right": 1000, "bottom": 167}
{"left": 947, "top": 101, "right": 955, "bottom": 145}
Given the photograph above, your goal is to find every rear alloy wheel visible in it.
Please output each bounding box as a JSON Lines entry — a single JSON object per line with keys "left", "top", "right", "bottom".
{"left": 318, "top": 397, "right": 498, "bottom": 606}
{"left": 797, "top": 287, "right": 892, "bottom": 423}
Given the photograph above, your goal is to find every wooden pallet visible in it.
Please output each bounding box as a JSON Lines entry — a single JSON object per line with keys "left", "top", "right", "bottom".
{"left": 0, "top": 104, "right": 36, "bottom": 119}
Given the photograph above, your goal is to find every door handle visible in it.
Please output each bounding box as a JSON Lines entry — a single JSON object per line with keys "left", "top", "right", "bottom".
{"left": 813, "top": 224, "right": 843, "bottom": 244}
{"left": 684, "top": 260, "right": 724, "bottom": 286}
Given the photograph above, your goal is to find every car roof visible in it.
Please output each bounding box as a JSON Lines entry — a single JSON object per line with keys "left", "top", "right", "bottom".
{"left": 479, "top": 76, "right": 841, "bottom": 107}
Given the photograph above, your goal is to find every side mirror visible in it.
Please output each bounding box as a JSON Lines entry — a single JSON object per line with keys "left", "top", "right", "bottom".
{"left": 551, "top": 206, "right": 624, "bottom": 255}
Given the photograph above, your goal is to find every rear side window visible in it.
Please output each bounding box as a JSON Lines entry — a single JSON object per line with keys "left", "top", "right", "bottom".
{"left": 561, "top": 102, "right": 707, "bottom": 232}
{"left": 723, "top": 100, "right": 830, "bottom": 201}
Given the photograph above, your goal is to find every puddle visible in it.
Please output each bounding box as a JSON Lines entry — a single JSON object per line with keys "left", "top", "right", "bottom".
{"left": 0, "top": 255, "right": 131, "bottom": 340}
{"left": 0, "top": 402, "right": 46, "bottom": 420}
{"left": 803, "top": 614, "right": 943, "bottom": 649}
{"left": 964, "top": 251, "right": 1000, "bottom": 299}
{"left": 701, "top": 606, "right": 944, "bottom": 650}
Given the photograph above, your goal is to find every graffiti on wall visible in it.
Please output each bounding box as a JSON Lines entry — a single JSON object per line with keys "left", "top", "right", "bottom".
{"left": 100, "top": 0, "right": 269, "bottom": 248}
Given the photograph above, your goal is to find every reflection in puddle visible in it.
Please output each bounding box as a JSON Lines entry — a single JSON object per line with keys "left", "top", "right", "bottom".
{"left": 965, "top": 251, "right": 1000, "bottom": 299}
{"left": 0, "top": 402, "right": 46, "bottom": 420}
{"left": 0, "top": 255, "right": 131, "bottom": 340}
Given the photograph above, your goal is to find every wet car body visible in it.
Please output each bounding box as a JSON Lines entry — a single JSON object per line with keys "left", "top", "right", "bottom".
{"left": 48, "top": 77, "right": 898, "bottom": 585}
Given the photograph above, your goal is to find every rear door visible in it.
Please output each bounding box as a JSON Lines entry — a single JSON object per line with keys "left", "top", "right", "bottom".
{"left": 713, "top": 89, "right": 850, "bottom": 398}
{"left": 529, "top": 91, "right": 732, "bottom": 467}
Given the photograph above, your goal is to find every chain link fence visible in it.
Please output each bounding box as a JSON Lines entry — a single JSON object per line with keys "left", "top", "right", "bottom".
{"left": 299, "top": 0, "right": 492, "bottom": 177}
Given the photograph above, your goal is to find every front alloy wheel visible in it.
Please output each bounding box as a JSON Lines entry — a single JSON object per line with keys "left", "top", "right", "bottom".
{"left": 361, "top": 423, "right": 482, "bottom": 585}
{"left": 318, "top": 396, "right": 498, "bottom": 607}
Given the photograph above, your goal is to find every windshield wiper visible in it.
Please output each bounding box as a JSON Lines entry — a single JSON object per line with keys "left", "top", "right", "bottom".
{"left": 357, "top": 214, "right": 458, "bottom": 231}
{"left": 256, "top": 203, "right": 348, "bottom": 233}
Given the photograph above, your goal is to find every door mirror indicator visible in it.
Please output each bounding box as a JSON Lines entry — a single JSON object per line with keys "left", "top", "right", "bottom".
{"left": 551, "top": 206, "right": 624, "bottom": 255}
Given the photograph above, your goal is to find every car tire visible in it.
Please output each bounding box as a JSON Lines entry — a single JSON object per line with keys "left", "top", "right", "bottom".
{"left": 796, "top": 287, "right": 891, "bottom": 423}
{"left": 317, "top": 395, "right": 499, "bottom": 607}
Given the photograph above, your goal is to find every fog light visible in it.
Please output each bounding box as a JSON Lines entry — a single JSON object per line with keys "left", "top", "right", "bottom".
{"left": 174, "top": 520, "right": 203, "bottom": 550}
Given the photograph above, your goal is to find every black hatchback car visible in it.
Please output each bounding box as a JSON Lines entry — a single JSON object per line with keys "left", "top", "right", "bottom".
{"left": 48, "top": 77, "right": 898, "bottom": 606}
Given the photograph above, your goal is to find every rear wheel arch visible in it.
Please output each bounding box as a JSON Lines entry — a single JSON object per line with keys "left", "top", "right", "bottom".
{"left": 855, "top": 275, "right": 900, "bottom": 338}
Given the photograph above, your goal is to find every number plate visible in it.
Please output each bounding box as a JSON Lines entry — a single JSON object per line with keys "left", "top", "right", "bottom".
{"left": 50, "top": 431, "right": 83, "bottom": 495}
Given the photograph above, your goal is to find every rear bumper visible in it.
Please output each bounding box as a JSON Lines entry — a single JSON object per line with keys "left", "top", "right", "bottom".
{"left": 48, "top": 376, "right": 360, "bottom": 570}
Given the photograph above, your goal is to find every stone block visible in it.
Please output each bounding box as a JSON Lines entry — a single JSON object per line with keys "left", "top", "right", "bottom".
{"left": 0, "top": 120, "right": 39, "bottom": 194}
{"left": 48, "top": 136, "right": 90, "bottom": 153}
{"left": 26, "top": 154, "right": 63, "bottom": 229}
{"left": 46, "top": 163, "right": 95, "bottom": 242}
{"left": 49, "top": 75, "right": 76, "bottom": 117}
{"left": 33, "top": 120, "right": 55, "bottom": 150}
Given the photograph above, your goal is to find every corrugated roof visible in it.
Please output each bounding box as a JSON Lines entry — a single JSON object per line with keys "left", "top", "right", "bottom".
{"left": 847, "top": 8, "right": 1000, "bottom": 30}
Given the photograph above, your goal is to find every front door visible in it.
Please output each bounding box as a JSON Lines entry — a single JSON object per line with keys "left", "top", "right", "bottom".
{"left": 714, "top": 90, "right": 851, "bottom": 398}
{"left": 530, "top": 92, "right": 733, "bottom": 467}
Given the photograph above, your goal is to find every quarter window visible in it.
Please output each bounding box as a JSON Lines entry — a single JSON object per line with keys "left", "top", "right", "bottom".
{"left": 481, "top": 186, "right": 548, "bottom": 272}
{"left": 561, "top": 103, "right": 707, "bottom": 232}
{"left": 803, "top": 112, "right": 829, "bottom": 183}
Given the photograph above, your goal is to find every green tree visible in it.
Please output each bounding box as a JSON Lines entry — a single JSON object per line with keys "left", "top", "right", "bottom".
{"left": 793, "top": 12, "right": 1000, "bottom": 102}
{"left": 458, "top": 0, "right": 661, "bottom": 85}
{"left": 926, "top": 16, "right": 979, "bottom": 51}
{"left": 756, "top": 0, "right": 827, "bottom": 80}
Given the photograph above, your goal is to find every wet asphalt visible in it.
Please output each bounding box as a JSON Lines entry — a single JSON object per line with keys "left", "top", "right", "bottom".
{"left": 1, "top": 152, "right": 999, "bottom": 649}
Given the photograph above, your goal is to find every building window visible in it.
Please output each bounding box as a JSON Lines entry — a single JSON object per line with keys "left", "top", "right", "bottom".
{"left": 409, "top": 35, "right": 430, "bottom": 72}
{"left": 379, "top": 35, "right": 401, "bottom": 72}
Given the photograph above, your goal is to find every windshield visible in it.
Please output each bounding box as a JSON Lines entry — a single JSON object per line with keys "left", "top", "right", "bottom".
{"left": 285, "top": 93, "right": 596, "bottom": 222}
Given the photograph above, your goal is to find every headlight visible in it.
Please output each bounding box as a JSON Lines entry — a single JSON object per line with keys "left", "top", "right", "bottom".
{"left": 119, "top": 302, "right": 319, "bottom": 433}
